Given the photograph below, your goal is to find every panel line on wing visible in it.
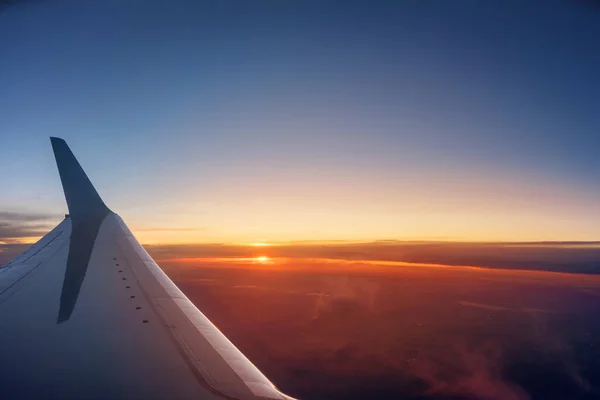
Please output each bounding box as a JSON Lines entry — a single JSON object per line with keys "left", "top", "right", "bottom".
{"left": 0, "top": 261, "right": 44, "bottom": 297}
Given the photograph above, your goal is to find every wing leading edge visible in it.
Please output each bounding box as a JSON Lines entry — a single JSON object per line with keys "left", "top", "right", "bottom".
{"left": 0, "top": 138, "right": 296, "bottom": 400}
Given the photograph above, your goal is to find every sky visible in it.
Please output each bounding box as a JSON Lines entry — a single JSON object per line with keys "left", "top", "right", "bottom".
{"left": 1, "top": 0, "right": 600, "bottom": 245}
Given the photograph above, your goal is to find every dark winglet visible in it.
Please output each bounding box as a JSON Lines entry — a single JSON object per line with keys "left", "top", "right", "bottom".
{"left": 51, "top": 137, "right": 111, "bottom": 323}
{"left": 50, "top": 137, "right": 111, "bottom": 222}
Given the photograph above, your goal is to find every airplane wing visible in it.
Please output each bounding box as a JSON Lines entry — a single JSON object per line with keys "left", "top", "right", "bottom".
{"left": 0, "top": 138, "right": 296, "bottom": 400}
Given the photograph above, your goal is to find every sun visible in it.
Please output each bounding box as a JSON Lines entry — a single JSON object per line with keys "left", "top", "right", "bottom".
{"left": 255, "top": 256, "right": 270, "bottom": 263}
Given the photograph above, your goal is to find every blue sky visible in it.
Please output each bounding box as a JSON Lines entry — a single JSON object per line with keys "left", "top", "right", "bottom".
{"left": 1, "top": 1, "right": 600, "bottom": 243}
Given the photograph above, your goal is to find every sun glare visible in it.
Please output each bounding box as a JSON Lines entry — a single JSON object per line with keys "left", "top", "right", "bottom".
{"left": 250, "top": 243, "right": 270, "bottom": 247}
{"left": 256, "top": 256, "right": 270, "bottom": 263}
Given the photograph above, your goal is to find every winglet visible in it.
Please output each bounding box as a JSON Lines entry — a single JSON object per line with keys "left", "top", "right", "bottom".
{"left": 51, "top": 137, "right": 111, "bottom": 324}
{"left": 50, "top": 137, "right": 111, "bottom": 223}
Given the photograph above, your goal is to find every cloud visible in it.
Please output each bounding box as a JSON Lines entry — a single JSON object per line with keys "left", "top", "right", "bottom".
{"left": 160, "top": 255, "right": 600, "bottom": 399}
{"left": 0, "top": 222, "right": 53, "bottom": 241}
{"left": 0, "top": 211, "right": 59, "bottom": 223}
{"left": 0, "top": 211, "right": 60, "bottom": 264}
{"left": 459, "top": 301, "right": 560, "bottom": 315}
{"left": 411, "top": 341, "right": 531, "bottom": 400}
{"left": 310, "top": 277, "right": 380, "bottom": 320}
{"left": 232, "top": 285, "right": 265, "bottom": 290}
{"left": 529, "top": 317, "right": 592, "bottom": 394}
{"left": 458, "top": 301, "right": 512, "bottom": 312}
{"left": 297, "top": 313, "right": 588, "bottom": 400}
{"left": 147, "top": 241, "right": 600, "bottom": 275}
{"left": 134, "top": 227, "right": 206, "bottom": 232}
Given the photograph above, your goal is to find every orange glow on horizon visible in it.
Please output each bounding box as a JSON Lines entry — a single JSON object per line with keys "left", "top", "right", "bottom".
{"left": 156, "top": 256, "right": 496, "bottom": 273}
{"left": 118, "top": 163, "right": 600, "bottom": 245}
{"left": 156, "top": 256, "right": 600, "bottom": 287}
{"left": 4, "top": 237, "right": 39, "bottom": 245}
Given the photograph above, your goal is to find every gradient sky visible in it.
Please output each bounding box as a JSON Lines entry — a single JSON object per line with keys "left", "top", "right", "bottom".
{"left": 1, "top": 0, "right": 600, "bottom": 244}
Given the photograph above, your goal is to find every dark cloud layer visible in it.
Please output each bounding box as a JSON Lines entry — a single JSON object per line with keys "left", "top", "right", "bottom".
{"left": 161, "top": 259, "right": 600, "bottom": 400}
{"left": 148, "top": 241, "right": 600, "bottom": 275}
{"left": 0, "top": 223, "right": 53, "bottom": 240}
{"left": 0, "top": 211, "right": 58, "bottom": 222}
{"left": 0, "top": 210, "right": 60, "bottom": 264}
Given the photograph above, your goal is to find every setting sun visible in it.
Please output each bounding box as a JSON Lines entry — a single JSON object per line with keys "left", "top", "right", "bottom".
{"left": 256, "top": 256, "right": 270, "bottom": 263}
